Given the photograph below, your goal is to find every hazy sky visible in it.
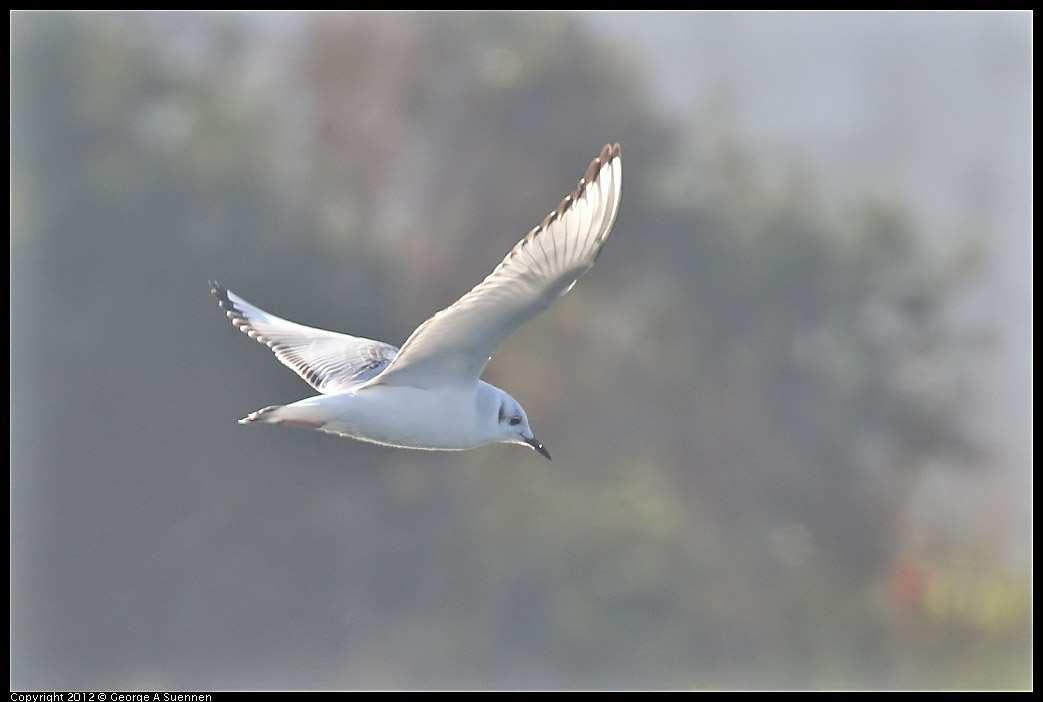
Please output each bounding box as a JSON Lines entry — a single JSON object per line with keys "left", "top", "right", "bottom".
{"left": 584, "top": 10, "right": 1032, "bottom": 555}
{"left": 11, "top": 11, "right": 1031, "bottom": 689}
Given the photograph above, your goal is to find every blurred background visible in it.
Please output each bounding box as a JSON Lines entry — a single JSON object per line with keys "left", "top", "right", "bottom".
{"left": 10, "top": 11, "right": 1031, "bottom": 690}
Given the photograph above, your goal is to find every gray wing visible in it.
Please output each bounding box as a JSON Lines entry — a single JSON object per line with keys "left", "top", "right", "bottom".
{"left": 211, "top": 282, "right": 398, "bottom": 394}
{"left": 372, "top": 143, "right": 622, "bottom": 389}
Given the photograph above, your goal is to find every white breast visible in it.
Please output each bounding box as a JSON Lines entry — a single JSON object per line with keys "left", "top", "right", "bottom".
{"left": 319, "top": 383, "right": 482, "bottom": 450}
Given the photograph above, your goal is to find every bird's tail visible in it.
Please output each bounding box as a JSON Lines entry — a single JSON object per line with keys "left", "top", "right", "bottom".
{"left": 239, "top": 403, "right": 328, "bottom": 430}
{"left": 239, "top": 405, "right": 285, "bottom": 424}
{"left": 238, "top": 394, "right": 352, "bottom": 429}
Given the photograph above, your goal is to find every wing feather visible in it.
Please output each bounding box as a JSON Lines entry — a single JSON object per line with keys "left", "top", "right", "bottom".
{"left": 211, "top": 282, "right": 398, "bottom": 394}
{"left": 372, "top": 143, "right": 622, "bottom": 389}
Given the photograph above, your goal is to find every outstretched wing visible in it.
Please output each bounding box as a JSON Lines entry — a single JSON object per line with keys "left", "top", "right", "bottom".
{"left": 211, "top": 282, "right": 398, "bottom": 394}
{"left": 372, "top": 143, "right": 622, "bottom": 389}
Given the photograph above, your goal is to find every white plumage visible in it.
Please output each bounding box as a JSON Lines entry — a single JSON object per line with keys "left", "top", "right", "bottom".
{"left": 212, "top": 143, "right": 622, "bottom": 459}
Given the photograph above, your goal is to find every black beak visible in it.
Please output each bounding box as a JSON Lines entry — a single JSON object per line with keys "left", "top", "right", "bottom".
{"left": 524, "top": 435, "right": 552, "bottom": 460}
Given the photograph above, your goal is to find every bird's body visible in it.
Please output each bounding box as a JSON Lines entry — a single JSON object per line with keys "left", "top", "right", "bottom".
{"left": 243, "top": 380, "right": 501, "bottom": 452}
{"left": 212, "top": 143, "right": 622, "bottom": 459}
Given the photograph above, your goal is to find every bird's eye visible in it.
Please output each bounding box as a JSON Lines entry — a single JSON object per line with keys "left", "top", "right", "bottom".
{"left": 509, "top": 416, "right": 522, "bottom": 426}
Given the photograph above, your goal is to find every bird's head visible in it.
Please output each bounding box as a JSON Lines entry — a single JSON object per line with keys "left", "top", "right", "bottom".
{"left": 483, "top": 386, "right": 550, "bottom": 460}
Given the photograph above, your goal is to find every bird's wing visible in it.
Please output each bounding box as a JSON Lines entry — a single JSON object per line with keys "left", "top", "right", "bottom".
{"left": 372, "top": 143, "right": 621, "bottom": 389}
{"left": 211, "top": 282, "right": 398, "bottom": 394}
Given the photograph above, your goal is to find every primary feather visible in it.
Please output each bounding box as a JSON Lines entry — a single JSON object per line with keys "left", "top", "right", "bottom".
{"left": 372, "top": 143, "right": 622, "bottom": 389}
{"left": 211, "top": 282, "right": 398, "bottom": 394}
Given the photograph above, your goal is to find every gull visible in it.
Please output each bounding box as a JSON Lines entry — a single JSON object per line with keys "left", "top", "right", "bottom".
{"left": 211, "top": 143, "right": 622, "bottom": 459}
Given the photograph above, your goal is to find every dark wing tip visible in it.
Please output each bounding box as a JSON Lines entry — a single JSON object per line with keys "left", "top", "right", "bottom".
{"left": 210, "top": 280, "right": 228, "bottom": 302}
{"left": 593, "top": 143, "right": 620, "bottom": 170}
{"left": 584, "top": 155, "right": 600, "bottom": 184}
{"left": 209, "top": 281, "right": 246, "bottom": 323}
{"left": 533, "top": 144, "right": 621, "bottom": 235}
